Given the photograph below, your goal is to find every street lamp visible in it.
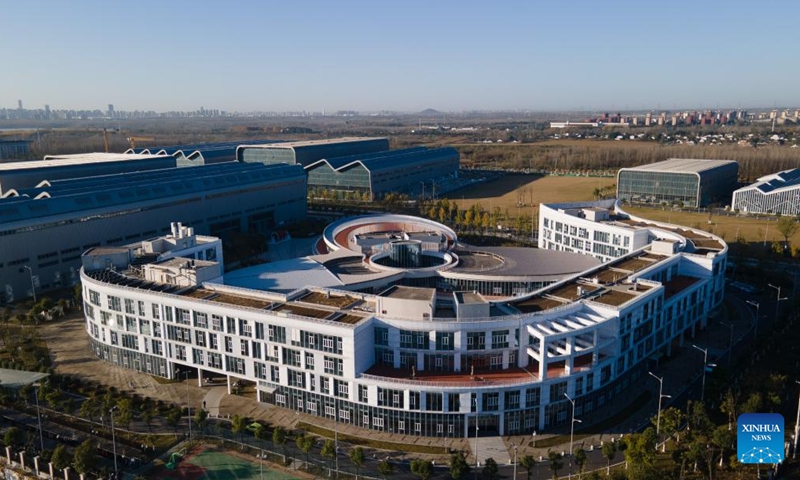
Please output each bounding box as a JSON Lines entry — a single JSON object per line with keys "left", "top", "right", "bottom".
{"left": 719, "top": 322, "right": 734, "bottom": 366}
{"left": 794, "top": 380, "right": 800, "bottom": 460}
{"left": 184, "top": 371, "right": 192, "bottom": 444}
{"left": 692, "top": 345, "right": 708, "bottom": 402}
{"left": 746, "top": 300, "right": 760, "bottom": 339}
{"left": 564, "top": 393, "right": 581, "bottom": 478}
{"left": 512, "top": 444, "right": 518, "bottom": 480}
{"left": 768, "top": 284, "right": 788, "bottom": 323}
{"left": 474, "top": 416, "right": 480, "bottom": 469}
{"left": 109, "top": 406, "right": 119, "bottom": 480}
{"left": 647, "top": 372, "right": 672, "bottom": 450}
{"left": 22, "top": 265, "right": 36, "bottom": 302}
{"left": 33, "top": 383, "right": 44, "bottom": 453}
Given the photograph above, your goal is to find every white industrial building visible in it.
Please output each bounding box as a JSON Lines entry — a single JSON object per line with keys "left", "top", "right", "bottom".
{"left": 81, "top": 204, "right": 726, "bottom": 438}
{"left": 731, "top": 168, "right": 800, "bottom": 216}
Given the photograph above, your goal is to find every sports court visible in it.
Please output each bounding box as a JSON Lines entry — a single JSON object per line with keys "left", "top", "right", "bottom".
{"left": 154, "top": 445, "right": 302, "bottom": 480}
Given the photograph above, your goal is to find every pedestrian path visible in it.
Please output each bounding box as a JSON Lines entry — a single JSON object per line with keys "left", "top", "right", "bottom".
{"left": 201, "top": 386, "right": 228, "bottom": 418}
{"left": 473, "top": 436, "right": 510, "bottom": 465}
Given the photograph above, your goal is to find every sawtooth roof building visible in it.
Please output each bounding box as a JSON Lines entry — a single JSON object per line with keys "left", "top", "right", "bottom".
{"left": 236, "top": 137, "right": 390, "bottom": 167}
{"left": 617, "top": 158, "right": 739, "bottom": 208}
{"left": 731, "top": 168, "right": 800, "bottom": 215}
{"left": 0, "top": 162, "right": 306, "bottom": 303}
{"left": 80, "top": 204, "right": 726, "bottom": 438}
{"left": 305, "top": 147, "right": 460, "bottom": 199}
{"left": 128, "top": 139, "right": 281, "bottom": 166}
{"left": 0, "top": 152, "right": 177, "bottom": 195}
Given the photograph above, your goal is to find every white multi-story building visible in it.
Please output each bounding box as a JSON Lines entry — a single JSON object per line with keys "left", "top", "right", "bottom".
{"left": 732, "top": 168, "right": 800, "bottom": 216}
{"left": 81, "top": 204, "right": 726, "bottom": 438}
{"left": 539, "top": 200, "right": 652, "bottom": 262}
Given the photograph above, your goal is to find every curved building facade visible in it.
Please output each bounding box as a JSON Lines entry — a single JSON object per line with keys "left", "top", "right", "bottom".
{"left": 80, "top": 204, "right": 726, "bottom": 438}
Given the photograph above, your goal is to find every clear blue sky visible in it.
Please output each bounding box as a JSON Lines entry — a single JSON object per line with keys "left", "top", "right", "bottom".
{"left": 2, "top": 0, "right": 798, "bottom": 113}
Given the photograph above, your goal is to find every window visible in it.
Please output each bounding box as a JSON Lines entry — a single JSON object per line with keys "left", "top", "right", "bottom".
{"left": 194, "top": 312, "right": 208, "bottom": 329}
{"left": 124, "top": 299, "right": 135, "bottom": 314}
{"left": 151, "top": 303, "right": 160, "bottom": 319}
{"left": 88, "top": 290, "right": 101, "bottom": 306}
{"left": 108, "top": 296, "right": 121, "bottom": 312}
{"left": 240, "top": 339, "right": 249, "bottom": 356}
{"left": 211, "top": 315, "right": 223, "bottom": 332}
{"left": 137, "top": 301, "right": 146, "bottom": 317}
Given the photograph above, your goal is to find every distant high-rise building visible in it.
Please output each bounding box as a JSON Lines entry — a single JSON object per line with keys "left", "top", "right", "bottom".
{"left": 44, "top": 105, "right": 51, "bottom": 119}
{"left": 17, "top": 100, "right": 22, "bottom": 110}
{"left": 107, "top": 104, "right": 115, "bottom": 117}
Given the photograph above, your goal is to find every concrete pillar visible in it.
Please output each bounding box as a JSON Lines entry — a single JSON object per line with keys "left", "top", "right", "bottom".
{"left": 34, "top": 455, "right": 41, "bottom": 475}
{"left": 80, "top": 474, "right": 85, "bottom": 480}
{"left": 49, "top": 462, "right": 55, "bottom": 479}
{"left": 63, "top": 466, "right": 70, "bottom": 480}
{"left": 538, "top": 343, "right": 548, "bottom": 379}
{"left": 227, "top": 374, "right": 232, "bottom": 395}
{"left": 198, "top": 368, "right": 204, "bottom": 387}
{"left": 5, "top": 446, "right": 11, "bottom": 464}
{"left": 19, "top": 451, "right": 25, "bottom": 470}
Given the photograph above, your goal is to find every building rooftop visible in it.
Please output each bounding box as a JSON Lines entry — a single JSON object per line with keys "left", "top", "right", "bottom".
{"left": 240, "top": 137, "right": 384, "bottom": 149}
{"left": 0, "top": 152, "right": 171, "bottom": 171}
{"left": 455, "top": 291, "right": 486, "bottom": 305}
{"left": 740, "top": 168, "right": 800, "bottom": 194}
{"left": 620, "top": 158, "right": 737, "bottom": 174}
{"left": 452, "top": 247, "right": 601, "bottom": 279}
{"left": 380, "top": 285, "right": 435, "bottom": 301}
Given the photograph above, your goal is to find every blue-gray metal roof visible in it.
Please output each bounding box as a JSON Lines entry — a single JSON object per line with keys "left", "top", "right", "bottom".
{"left": 129, "top": 140, "right": 285, "bottom": 164}
{"left": 752, "top": 169, "right": 800, "bottom": 194}
{"left": 0, "top": 163, "right": 305, "bottom": 226}
{"left": 305, "top": 147, "right": 458, "bottom": 173}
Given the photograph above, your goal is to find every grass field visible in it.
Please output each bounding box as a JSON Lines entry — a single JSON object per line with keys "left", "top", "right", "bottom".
{"left": 155, "top": 445, "right": 301, "bottom": 480}
{"left": 445, "top": 174, "right": 615, "bottom": 212}
{"left": 623, "top": 206, "right": 790, "bottom": 244}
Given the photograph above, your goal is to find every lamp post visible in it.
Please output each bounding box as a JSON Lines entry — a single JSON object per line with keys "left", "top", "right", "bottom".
{"left": 692, "top": 345, "right": 708, "bottom": 402}
{"left": 33, "top": 383, "right": 44, "bottom": 453}
{"left": 794, "top": 380, "right": 800, "bottom": 460}
{"left": 109, "top": 406, "right": 119, "bottom": 480}
{"left": 746, "top": 300, "right": 760, "bottom": 339}
{"left": 564, "top": 393, "right": 581, "bottom": 479}
{"left": 512, "top": 444, "right": 518, "bottom": 480}
{"left": 184, "top": 371, "right": 192, "bottom": 444}
{"left": 767, "top": 284, "right": 788, "bottom": 324}
{"left": 22, "top": 265, "right": 36, "bottom": 302}
{"left": 647, "top": 372, "right": 672, "bottom": 449}
{"left": 474, "top": 415, "right": 480, "bottom": 476}
{"left": 719, "top": 322, "right": 734, "bottom": 366}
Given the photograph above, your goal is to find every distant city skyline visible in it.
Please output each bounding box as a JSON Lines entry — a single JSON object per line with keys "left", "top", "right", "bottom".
{"left": 2, "top": 1, "right": 799, "bottom": 112}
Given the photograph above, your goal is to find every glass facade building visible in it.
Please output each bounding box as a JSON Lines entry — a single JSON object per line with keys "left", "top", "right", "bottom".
{"left": 617, "top": 159, "right": 738, "bottom": 208}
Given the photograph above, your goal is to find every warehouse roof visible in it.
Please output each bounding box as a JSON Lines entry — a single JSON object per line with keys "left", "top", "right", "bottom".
{"left": 306, "top": 147, "right": 458, "bottom": 173}
{"left": 0, "top": 163, "right": 305, "bottom": 225}
{"left": 240, "top": 137, "right": 384, "bottom": 149}
{"left": 620, "top": 158, "right": 737, "bottom": 174}
{"left": 0, "top": 152, "right": 171, "bottom": 171}
{"left": 738, "top": 168, "right": 800, "bottom": 194}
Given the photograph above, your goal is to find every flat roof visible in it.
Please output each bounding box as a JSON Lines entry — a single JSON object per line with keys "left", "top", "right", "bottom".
{"left": 453, "top": 247, "right": 601, "bottom": 278}
{"left": 380, "top": 285, "right": 435, "bottom": 301}
{"left": 0, "top": 152, "right": 171, "bottom": 171}
{"left": 223, "top": 257, "right": 344, "bottom": 293}
{"left": 620, "top": 158, "right": 737, "bottom": 174}
{"left": 455, "top": 291, "right": 486, "bottom": 305}
{"left": 239, "top": 137, "right": 384, "bottom": 149}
